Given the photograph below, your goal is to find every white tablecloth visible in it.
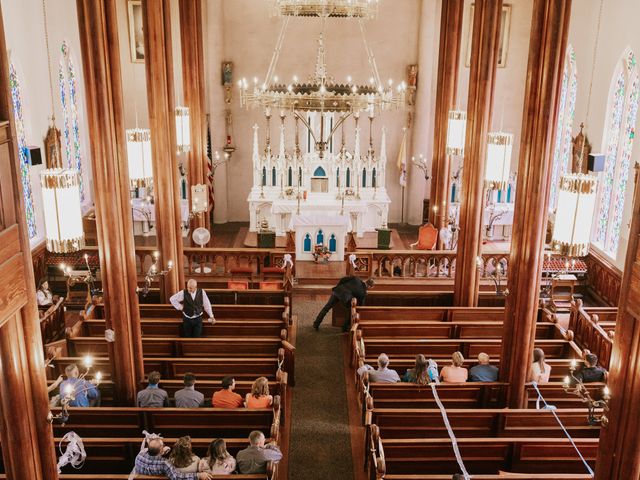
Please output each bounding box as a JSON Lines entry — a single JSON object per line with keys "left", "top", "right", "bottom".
{"left": 288, "top": 214, "right": 351, "bottom": 230}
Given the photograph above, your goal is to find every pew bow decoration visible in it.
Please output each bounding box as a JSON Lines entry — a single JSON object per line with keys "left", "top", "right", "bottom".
{"left": 349, "top": 253, "right": 357, "bottom": 270}
{"left": 283, "top": 253, "right": 294, "bottom": 269}
{"left": 57, "top": 431, "right": 86, "bottom": 472}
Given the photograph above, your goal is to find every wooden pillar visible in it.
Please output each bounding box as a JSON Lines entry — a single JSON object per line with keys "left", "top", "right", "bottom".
{"left": 595, "top": 170, "right": 640, "bottom": 478}
{"left": 179, "top": 0, "right": 209, "bottom": 232}
{"left": 76, "top": 0, "right": 145, "bottom": 404}
{"left": 429, "top": 0, "right": 464, "bottom": 241}
{"left": 452, "top": 0, "right": 502, "bottom": 306}
{"left": 0, "top": 4, "right": 58, "bottom": 478}
{"left": 500, "top": 0, "right": 572, "bottom": 408}
{"left": 142, "top": 0, "right": 185, "bottom": 297}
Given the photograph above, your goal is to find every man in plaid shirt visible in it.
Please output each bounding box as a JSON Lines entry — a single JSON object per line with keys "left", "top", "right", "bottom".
{"left": 134, "top": 437, "right": 212, "bottom": 479}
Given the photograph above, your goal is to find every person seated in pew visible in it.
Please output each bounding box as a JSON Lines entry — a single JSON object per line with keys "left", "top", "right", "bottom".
{"left": 529, "top": 347, "right": 552, "bottom": 384}
{"left": 402, "top": 354, "right": 430, "bottom": 385}
{"left": 168, "top": 436, "right": 200, "bottom": 473}
{"left": 212, "top": 376, "right": 244, "bottom": 408}
{"left": 575, "top": 352, "right": 608, "bottom": 383}
{"left": 468, "top": 352, "right": 499, "bottom": 382}
{"left": 198, "top": 438, "right": 237, "bottom": 475}
{"left": 36, "top": 278, "right": 56, "bottom": 306}
{"left": 79, "top": 295, "right": 101, "bottom": 321}
{"left": 175, "top": 373, "right": 204, "bottom": 408}
{"left": 236, "top": 430, "right": 283, "bottom": 474}
{"left": 170, "top": 278, "right": 216, "bottom": 338}
{"left": 440, "top": 351, "right": 468, "bottom": 383}
{"left": 245, "top": 376, "right": 273, "bottom": 408}
{"left": 134, "top": 436, "right": 212, "bottom": 480}
{"left": 357, "top": 353, "right": 401, "bottom": 383}
{"left": 137, "top": 371, "right": 169, "bottom": 407}
{"left": 59, "top": 363, "right": 100, "bottom": 407}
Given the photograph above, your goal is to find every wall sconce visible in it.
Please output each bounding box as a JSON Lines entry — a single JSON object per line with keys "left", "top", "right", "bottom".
{"left": 138, "top": 251, "right": 173, "bottom": 297}
{"left": 563, "top": 359, "right": 610, "bottom": 426}
{"left": 476, "top": 256, "right": 508, "bottom": 296}
{"left": 47, "top": 355, "right": 102, "bottom": 425}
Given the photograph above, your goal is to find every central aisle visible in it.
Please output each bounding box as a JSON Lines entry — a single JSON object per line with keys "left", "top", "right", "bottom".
{"left": 288, "top": 295, "right": 354, "bottom": 479}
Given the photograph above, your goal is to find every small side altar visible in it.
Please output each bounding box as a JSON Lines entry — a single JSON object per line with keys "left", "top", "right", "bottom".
{"left": 289, "top": 214, "right": 350, "bottom": 262}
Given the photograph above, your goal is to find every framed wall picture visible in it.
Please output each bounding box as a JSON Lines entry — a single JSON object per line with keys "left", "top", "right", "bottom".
{"left": 222, "top": 61, "right": 233, "bottom": 86}
{"left": 127, "top": 0, "right": 145, "bottom": 63}
{"left": 466, "top": 3, "right": 512, "bottom": 68}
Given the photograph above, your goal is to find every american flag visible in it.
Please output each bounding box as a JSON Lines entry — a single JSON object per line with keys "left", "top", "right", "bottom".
{"left": 206, "top": 115, "right": 215, "bottom": 217}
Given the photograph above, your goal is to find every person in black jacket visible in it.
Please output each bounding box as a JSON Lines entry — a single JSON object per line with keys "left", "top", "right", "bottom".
{"left": 313, "top": 276, "right": 374, "bottom": 332}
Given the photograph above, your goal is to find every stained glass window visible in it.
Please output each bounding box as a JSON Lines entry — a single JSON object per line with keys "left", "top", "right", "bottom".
{"left": 549, "top": 46, "right": 577, "bottom": 212}
{"left": 9, "top": 61, "right": 37, "bottom": 239}
{"left": 595, "top": 50, "right": 639, "bottom": 256}
{"left": 58, "top": 42, "right": 84, "bottom": 200}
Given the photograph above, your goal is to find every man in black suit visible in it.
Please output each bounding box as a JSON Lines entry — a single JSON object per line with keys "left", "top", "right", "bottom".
{"left": 313, "top": 276, "right": 375, "bottom": 332}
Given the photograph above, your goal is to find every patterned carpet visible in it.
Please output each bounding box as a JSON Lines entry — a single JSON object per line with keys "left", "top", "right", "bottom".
{"left": 288, "top": 297, "right": 354, "bottom": 479}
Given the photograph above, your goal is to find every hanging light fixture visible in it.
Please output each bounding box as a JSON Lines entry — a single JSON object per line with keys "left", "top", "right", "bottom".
{"left": 126, "top": 128, "right": 153, "bottom": 188}
{"left": 485, "top": 131, "right": 513, "bottom": 189}
{"left": 41, "top": 169, "right": 85, "bottom": 253}
{"left": 551, "top": 174, "right": 597, "bottom": 257}
{"left": 175, "top": 106, "right": 191, "bottom": 154}
{"left": 446, "top": 110, "right": 466, "bottom": 156}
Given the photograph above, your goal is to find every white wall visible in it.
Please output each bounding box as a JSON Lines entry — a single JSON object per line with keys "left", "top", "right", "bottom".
{"left": 1, "top": 0, "right": 93, "bottom": 248}
{"left": 568, "top": 0, "right": 640, "bottom": 270}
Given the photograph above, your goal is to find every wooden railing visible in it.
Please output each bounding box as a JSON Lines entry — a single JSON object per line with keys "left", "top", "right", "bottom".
{"left": 566, "top": 299, "right": 614, "bottom": 369}
{"left": 345, "top": 249, "right": 510, "bottom": 280}
{"left": 39, "top": 297, "right": 65, "bottom": 344}
{"left": 585, "top": 250, "right": 622, "bottom": 306}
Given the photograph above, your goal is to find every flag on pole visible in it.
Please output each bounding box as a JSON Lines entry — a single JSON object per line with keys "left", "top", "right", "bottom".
{"left": 206, "top": 115, "right": 215, "bottom": 213}
{"left": 397, "top": 128, "right": 408, "bottom": 187}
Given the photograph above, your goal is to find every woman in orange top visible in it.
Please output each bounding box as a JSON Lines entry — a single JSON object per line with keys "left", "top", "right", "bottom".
{"left": 245, "top": 377, "right": 273, "bottom": 408}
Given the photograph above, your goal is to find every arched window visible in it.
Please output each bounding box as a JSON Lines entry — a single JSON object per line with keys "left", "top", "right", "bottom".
{"left": 313, "top": 166, "right": 326, "bottom": 177}
{"left": 362, "top": 168, "right": 367, "bottom": 188}
{"left": 58, "top": 42, "right": 84, "bottom": 200}
{"left": 372, "top": 168, "right": 377, "bottom": 188}
{"left": 303, "top": 234, "right": 311, "bottom": 252}
{"left": 271, "top": 167, "right": 276, "bottom": 186}
{"left": 288, "top": 166, "right": 293, "bottom": 186}
{"left": 329, "top": 234, "right": 337, "bottom": 252}
{"left": 346, "top": 168, "right": 351, "bottom": 187}
{"left": 262, "top": 167, "right": 267, "bottom": 186}
{"left": 595, "top": 49, "right": 639, "bottom": 256}
{"left": 9, "top": 61, "right": 37, "bottom": 238}
{"left": 316, "top": 229, "right": 324, "bottom": 245}
{"left": 549, "top": 45, "right": 577, "bottom": 212}
{"left": 336, "top": 167, "right": 340, "bottom": 187}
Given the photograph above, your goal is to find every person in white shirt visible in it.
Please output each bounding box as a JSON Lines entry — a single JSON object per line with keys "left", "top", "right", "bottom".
{"left": 169, "top": 279, "right": 215, "bottom": 338}
{"left": 357, "top": 353, "right": 401, "bottom": 383}
{"left": 36, "top": 279, "right": 54, "bottom": 307}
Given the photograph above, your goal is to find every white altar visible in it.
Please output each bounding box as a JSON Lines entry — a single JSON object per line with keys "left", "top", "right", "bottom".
{"left": 290, "top": 214, "right": 350, "bottom": 262}
{"left": 131, "top": 198, "right": 190, "bottom": 236}
{"left": 247, "top": 115, "right": 391, "bottom": 237}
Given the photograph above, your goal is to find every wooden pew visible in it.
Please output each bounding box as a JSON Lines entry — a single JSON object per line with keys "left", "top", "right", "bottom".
{"left": 138, "top": 304, "right": 288, "bottom": 321}
{"left": 366, "top": 408, "right": 601, "bottom": 439}
{"left": 49, "top": 355, "right": 284, "bottom": 381}
{"left": 53, "top": 402, "right": 281, "bottom": 440}
{"left": 355, "top": 306, "right": 505, "bottom": 322}
{"left": 68, "top": 336, "right": 287, "bottom": 358}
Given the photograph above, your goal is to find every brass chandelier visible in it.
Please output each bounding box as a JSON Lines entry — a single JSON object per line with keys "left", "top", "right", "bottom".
{"left": 274, "top": 0, "right": 379, "bottom": 19}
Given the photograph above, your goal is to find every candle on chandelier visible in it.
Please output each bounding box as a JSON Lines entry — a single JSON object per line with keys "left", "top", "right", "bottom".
{"left": 83, "top": 355, "right": 93, "bottom": 369}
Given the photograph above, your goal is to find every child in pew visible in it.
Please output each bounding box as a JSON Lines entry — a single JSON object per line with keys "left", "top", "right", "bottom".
{"left": 468, "top": 352, "right": 499, "bottom": 382}
{"left": 529, "top": 347, "right": 552, "bottom": 384}
{"left": 440, "top": 351, "right": 468, "bottom": 383}
{"left": 198, "top": 438, "right": 237, "bottom": 475}
{"left": 168, "top": 436, "right": 200, "bottom": 473}
{"left": 245, "top": 377, "right": 273, "bottom": 408}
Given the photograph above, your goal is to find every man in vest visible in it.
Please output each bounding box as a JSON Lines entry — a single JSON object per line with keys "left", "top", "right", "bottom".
{"left": 170, "top": 279, "right": 216, "bottom": 338}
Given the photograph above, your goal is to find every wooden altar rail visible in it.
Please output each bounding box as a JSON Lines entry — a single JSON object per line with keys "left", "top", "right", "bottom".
{"left": 563, "top": 299, "right": 614, "bottom": 370}
{"left": 585, "top": 250, "right": 622, "bottom": 307}
{"left": 345, "top": 249, "right": 510, "bottom": 280}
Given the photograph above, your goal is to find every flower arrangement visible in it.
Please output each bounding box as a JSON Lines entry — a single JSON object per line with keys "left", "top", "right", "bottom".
{"left": 313, "top": 244, "right": 332, "bottom": 263}
{"left": 344, "top": 188, "right": 355, "bottom": 197}
{"left": 285, "top": 187, "right": 295, "bottom": 197}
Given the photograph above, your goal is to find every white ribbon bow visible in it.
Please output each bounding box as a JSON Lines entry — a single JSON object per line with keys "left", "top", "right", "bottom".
{"left": 349, "top": 254, "right": 357, "bottom": 269}
{"left": 57, "top": 432, "right": 86, "bottom": 473}
{"left": 283, "top": 253, "right": 294, "bottom": 268}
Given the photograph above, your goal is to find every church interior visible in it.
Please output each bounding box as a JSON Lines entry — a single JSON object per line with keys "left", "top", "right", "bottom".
{"left": 0, "top": 0, "right": 639, "bottom": 478}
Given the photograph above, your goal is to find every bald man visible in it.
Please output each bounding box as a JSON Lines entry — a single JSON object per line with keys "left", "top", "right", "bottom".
{"left": 170, "top": 279, "right": 215, "bottom": 338}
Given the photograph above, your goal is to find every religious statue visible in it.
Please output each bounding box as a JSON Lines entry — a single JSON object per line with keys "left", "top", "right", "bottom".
{"left": 572, "top": 123, "right": 591, "bottom": 174}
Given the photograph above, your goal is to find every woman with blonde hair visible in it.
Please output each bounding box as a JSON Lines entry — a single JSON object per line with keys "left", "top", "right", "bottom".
{"left": 245, "top": 376, "right": 273, "bottom": 408}
{"left": 440, "top": 351, "right": 468, "bottom": 383}
{"left": 402, "top": 354, "right": 430, "bottom": 385}
{"left": 198, "top": 438, "right": 236, "bottom": 474}
{"left": 529, "top": 348, "right": 552, "bottom": 383}
{"left": 167, "top": 436, "right": 200, "bottom": 473}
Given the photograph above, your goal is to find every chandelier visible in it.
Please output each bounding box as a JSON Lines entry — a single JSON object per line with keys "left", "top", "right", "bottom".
{"left": 126, "top": 128, "right": 153, "bottom": 189}
{"left": 175, "top": 106, "right": 191, "bottom": 154}
{"left": 239, "top": 4, "right": 406, "bottom": 155}
{"left": 274, "top": 0, "right": 379, "bottom": 19}
{"left": 485, "top": 131, "right": 513, "bottom": 189}
{"left": 446, "top": 110, "right": 466, "bottom": 156}
{"left": 41, "top": 169, "right": 85, "bottom": 253}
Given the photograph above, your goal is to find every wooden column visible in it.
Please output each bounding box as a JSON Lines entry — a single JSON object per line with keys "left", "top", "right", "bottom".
{"left": 429, "top": 0, "right": 464, "bottom": 240}
{"left": 595, "top": 170, "right": 640, "bottom": 477}
{"left": 0, "top": 4, "right": 58, "bottom": 478}
{"left": 500, "top": 0, "right": 572, "bottom": 408}
{"left": 179, "top": 0, "right": 209, "bottom": 231}
{"left": 76, "top": 0, "right": 145, "bottom": 405}
{"left": 143, "top": 0, "right": 185, "bottom": 297}
{"left": 452, "top": 0, "right": 502, "bottom": 306}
